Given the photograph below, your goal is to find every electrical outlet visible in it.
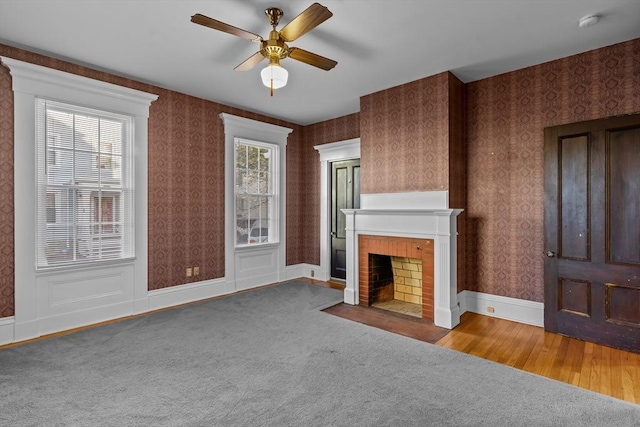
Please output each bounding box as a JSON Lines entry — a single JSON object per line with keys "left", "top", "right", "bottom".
{"left": 186, "top": 267, "right": 192, "bottom": 277}
{"left": 487, "top": 306, "right": 495, "bottom": 313}
{"left": 311, "top": 270, "right": 315, "bottom": 278}
{"left": 193, "top": 266, "right": 200, "bottom": 276}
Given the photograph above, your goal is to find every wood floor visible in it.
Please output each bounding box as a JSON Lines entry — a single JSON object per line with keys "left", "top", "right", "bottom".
{"left": 315, "top": 278, "right": 640, "bottom": 405}
{"left": 436, "top": 312, "right": 640, "bottom": 405}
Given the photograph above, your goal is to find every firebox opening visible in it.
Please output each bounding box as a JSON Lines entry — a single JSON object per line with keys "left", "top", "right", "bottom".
{"left": 369, "top": 254, "right": 422, "bottom": 318}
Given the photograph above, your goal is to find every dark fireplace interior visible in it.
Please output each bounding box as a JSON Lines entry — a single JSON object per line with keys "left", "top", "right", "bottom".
{"left": 368, "top": 254, "right": 395, "bottom": 304}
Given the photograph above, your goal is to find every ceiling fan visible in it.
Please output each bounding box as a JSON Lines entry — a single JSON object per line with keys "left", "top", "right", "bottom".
{"left": 191, "top": 2, "right": 337, "bottom": 96}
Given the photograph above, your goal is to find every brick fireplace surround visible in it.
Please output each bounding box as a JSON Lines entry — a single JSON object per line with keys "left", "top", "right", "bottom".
{"left": 359, "top": 235, "right": 434, "bottom": 321}
{"left": 342, "top": 191, "right": 463, "bottom": 329}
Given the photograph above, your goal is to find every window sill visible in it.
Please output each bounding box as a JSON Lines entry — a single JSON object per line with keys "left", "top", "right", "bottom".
{"left": 234, "top": 242, "right": 280, "bottom": 252}
{"left": 35, "top": 257, "right": 136, "bottom": 275}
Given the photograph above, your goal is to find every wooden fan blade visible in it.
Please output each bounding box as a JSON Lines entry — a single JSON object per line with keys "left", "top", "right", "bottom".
{"left": 288, "top": 47, "right": 337, "bottom": 71}
{"left": 234, "top": 51, "right": 266, "bottom": 71}
{"left": 279, "top": 3, "right": 332, "bottom": 42}
{"left": 191, "top": 13, "right": 262, "bottom": 42}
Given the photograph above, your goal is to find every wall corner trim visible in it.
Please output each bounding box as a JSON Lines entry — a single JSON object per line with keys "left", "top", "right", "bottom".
{"left": 458, "top": 290, "right": 544, "bottom": 327}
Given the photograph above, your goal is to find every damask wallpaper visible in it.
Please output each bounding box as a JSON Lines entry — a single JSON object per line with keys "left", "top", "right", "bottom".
{"left": 360, "top": 72, "right": 451, "bottom": 194}
{"left": 0, "top": 44, "right": 303, "bottom": 316}
{"left": 465, "top": 38, "right": 640, "bottom": 301}
{"left": 0, "top": 58, "right": 13, "bottom": 317}
{"left": 1, "top": 39, "right": 638, "bottom": 317}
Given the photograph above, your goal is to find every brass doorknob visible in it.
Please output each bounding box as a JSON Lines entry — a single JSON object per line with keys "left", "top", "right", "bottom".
{"left": 546, "top": 251, "right": 556, "bottom": 258}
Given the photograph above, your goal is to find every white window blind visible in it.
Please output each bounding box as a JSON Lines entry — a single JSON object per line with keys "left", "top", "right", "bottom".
{"left": 234, "top": 138, "right": 278, "bottom": 246}
{"left": 36, "top": 99, "right": 134, "bottom": 268}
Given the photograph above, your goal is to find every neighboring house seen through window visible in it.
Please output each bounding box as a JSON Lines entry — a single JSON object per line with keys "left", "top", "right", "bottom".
{"left": 234, "top": 138, "right": 278, "bottom": 246}
{"left": 36, "top": 99, "right": 134, "bottom": 267}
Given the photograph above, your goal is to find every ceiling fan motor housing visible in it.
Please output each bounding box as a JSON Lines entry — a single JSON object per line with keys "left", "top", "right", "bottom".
{"left": 262, "top": 31, "right": 289, "bottom": 60}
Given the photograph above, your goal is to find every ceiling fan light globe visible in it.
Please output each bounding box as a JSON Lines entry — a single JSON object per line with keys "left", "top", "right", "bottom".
{"left": 261, "top": 64, "right": 288, "bottom": 89}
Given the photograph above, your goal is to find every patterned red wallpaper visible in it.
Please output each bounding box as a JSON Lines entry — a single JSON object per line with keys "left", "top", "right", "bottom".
{"left": 360, "top": 72, "right": 451, "bottom": 194}
{"left": 301, "top": 113, "right": 360, "bottom": 265}
{"left": 0, "top": 44, "right": 303, "bottom": 316}
{"left": 465, "top": 39, "right": 640, "bottom": 302}
{"left": 1, "top": 39, "right": 638, "bottom": 316}
{"left": 0, "top": 59, "right": 13, "bottom": 318}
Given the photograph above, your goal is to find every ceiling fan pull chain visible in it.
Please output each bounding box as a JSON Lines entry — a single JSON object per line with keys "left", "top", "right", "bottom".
{"left": 270, "top": 79, "right": 274, "bottom": 97}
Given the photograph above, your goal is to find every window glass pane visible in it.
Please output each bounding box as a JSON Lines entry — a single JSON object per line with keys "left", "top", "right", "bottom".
{"left": 37, "top": 99, "right": 134, "bottom": 268}
{"left": 259, "top": 172, "right": 271, "bottom": 194}
{"left": 75, "top": 114, "right": 99, "bottom": 150}
{"left": 259, "top": 148, "right": 270, "bottom": 171}
{"left": 46, "top": 193, "right": 56, "bottom": 223}
{"left": 46, "top": 111, "right": 74, "bottom": 150}
{"left": 236, "top": 170, "right": 246, "bottom": 194}
{"left": 234, "top": 139, "right": 276, "bottom": 246}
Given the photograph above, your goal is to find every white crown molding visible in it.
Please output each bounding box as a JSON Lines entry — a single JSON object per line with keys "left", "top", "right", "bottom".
{"left": 314, "top": 138, "right": 360, "bottom": 162}
{"left": 219, "top": 113, "right": 292, "bottom": 144}
{"left": 1, "top": 57, "right": 157, "bottom": 115}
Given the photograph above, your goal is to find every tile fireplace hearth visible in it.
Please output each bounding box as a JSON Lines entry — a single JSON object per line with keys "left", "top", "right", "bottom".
{"left": 342, "top": 191, "right": 463, "bottom": 329}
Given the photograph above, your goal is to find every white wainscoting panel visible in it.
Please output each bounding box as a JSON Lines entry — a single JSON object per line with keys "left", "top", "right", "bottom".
{"left": 36, "top": 264, "right": 135, "bottom": 335}
{"left": 458, "top": 290, "right": 544, "bottom": 327}
{"left": 235, "top": 246, "right": 280, "bottom": 291}
{"left": 49, "top": 272, "right": 125, "bottom": 307}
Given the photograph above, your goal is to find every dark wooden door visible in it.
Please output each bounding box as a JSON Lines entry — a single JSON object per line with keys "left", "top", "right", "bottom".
{"left": 331, "top": 159, "right": 360, "bottom": 279}
{"left": 544, "top": 114, "right": 640, "bottom": 353}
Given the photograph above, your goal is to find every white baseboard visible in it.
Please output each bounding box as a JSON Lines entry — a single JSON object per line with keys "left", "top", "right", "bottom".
{"left": 0, "top": 263, "right": 338, "bottom": 346}
{"left": 0, "top": 317, "right": 15, "bottom": 346}
{"left": 147, "top": 278, "right": 232, "bottom": 312}
{"left": 285, "top": 263, "right": 323, "bottom": 280}
{"left": 458, "top": 290, "right": 544, "bottom": 327}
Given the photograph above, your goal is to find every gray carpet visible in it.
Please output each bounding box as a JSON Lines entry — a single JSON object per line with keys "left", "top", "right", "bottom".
{"left": 1, "top": 280, "right": 638, "bottom": 426}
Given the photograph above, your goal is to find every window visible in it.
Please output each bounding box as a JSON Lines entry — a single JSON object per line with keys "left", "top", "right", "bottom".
{"left": 36, "top": 99, "right": 134, "bottom": 267}
{"left": 234, "top": 138, "right": 278, "bottom": 246}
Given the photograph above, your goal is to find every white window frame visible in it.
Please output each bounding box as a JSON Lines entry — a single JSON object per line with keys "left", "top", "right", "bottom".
{"left": 234, "top": 137, "right": 279, "bottom": 247}
{"left": 2, "top": 57, "right": 157, "bottom": 342}
{"left": 220, "top": 113, "right": 291, "bottom": 291}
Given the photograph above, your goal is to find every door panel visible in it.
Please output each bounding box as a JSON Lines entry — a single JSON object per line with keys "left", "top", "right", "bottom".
{"left": 558, "top": 278, "right": 591, "bottom": 317}
{"left": 544, "top": 114, "right": 640, "bottom": 353}
{"left": 331, "top": 160, "right": 360, "bottom": 279}
{"left": 560, "top": 135, "right": 590, "bottom": 261}
{"left": 608, "top": 127, "right": 640, "bottom": 265}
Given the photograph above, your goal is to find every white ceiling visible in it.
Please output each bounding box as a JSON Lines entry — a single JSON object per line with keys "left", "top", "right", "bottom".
{"left": 1, "top": 0, "right": 638, "bottom": 125}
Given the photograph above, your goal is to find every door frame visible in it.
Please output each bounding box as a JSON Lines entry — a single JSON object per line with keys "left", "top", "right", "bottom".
{"left": 314, "top": 138, "right": 360, "bottom": 281}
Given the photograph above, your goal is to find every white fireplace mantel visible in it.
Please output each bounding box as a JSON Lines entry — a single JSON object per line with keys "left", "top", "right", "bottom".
{"left": 342, "top": 191, "right": 463, "bottom": 329}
